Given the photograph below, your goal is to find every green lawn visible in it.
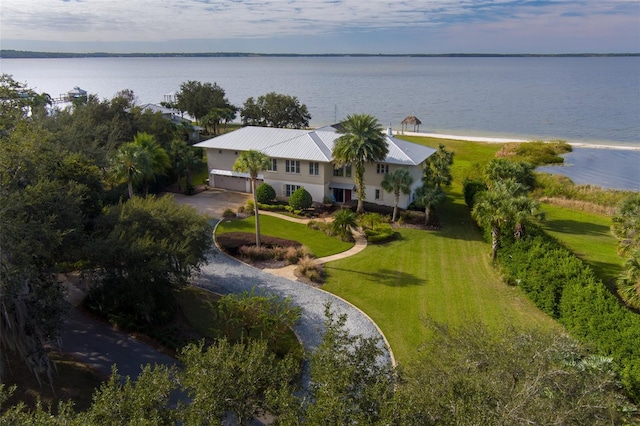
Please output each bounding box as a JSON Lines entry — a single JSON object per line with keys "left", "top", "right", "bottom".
{"left": 323, "top": 191, "right": 559, "bottom": 363}
{"left": 540, "top": 203, "right": 624, "bottom": 284}
{"left": 216, "top": 215, "right": 354, "bottom": 258}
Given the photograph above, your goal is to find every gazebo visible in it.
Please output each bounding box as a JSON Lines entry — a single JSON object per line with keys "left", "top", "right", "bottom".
{"left": 401, "top": 115, "right": 422, "bottom": 133}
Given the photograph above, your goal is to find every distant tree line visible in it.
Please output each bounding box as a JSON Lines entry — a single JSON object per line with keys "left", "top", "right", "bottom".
{"left": 3, "top": 50, "right": 638, "bottom": 58}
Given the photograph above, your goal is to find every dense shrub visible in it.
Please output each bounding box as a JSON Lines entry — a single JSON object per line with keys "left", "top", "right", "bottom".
{"left": 364, "top": 223, "right": 397, "bottom": 243}
{"left": 222, "top": 208, "right": 236, "bottom": 219}
{"left": 255, "top": 183, "right": 276, "bottom": 204}
{"left": 462, "top": 178, "right": 487, "bottom": 208}
{"left": 289, "top": 187, "right": 312, "bottom": 210}
{"left": 496, "top": 229, "right": 640, "bottom": 402}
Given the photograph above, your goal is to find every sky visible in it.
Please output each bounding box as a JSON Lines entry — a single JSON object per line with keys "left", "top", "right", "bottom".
{"left": 1, "top": 0, "right": 638, "bottom": 54}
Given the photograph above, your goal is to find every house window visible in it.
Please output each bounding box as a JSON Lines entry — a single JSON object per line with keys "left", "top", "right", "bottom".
{"left": 333, "top": 164, "right": 351, "bottom": 177}
{"left": 286, "top": 159, "right": 300, "bottom": 174}
{"left": 309, "top": 162, "right": 319, "bottom": 175}
{"left": 377, "top": 164, "right": 389, "bottom": 174}
{"left": 375, "top": 189, "right": 381, "bottom": 200}
{"left": 285, "top": 184, "right": 301, "bottom": 197}
{"left": 267, "top": 158, "right": 278, "bottom": 171}
{"left": 218, "top": 149, "right": 222, "bottom": 154}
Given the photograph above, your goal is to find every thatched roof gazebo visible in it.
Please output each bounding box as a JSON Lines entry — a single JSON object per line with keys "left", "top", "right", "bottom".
{"left": 401, "top": 115, "right": 422, "bottom": 133}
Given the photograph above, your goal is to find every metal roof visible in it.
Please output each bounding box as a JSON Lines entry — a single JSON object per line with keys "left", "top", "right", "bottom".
{"left": 195, "top": 126, "right": 436, "bottom": 165}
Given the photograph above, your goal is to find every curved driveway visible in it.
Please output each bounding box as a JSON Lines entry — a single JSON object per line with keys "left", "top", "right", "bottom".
{"left": 194, "top": 238, "right": 391, "bottom": 362}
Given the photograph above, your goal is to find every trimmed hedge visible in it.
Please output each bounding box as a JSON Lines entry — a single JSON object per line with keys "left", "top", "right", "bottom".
{"left": 256, "top": 183, "right": 276, "bottom": 204}
{"left": 497, "top": 231, "right": 640, "bottom": 401}
{"left": 289, "top": 187, "right": 312, "bottom": 210}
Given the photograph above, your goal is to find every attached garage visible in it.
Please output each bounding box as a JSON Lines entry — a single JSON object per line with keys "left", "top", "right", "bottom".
{"left": 210, "top": 169, "right": 263, "bottom": 193}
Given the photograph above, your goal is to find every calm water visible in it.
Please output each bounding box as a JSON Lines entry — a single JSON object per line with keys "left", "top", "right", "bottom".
{"left": 1, "top": 56, "right": 639, "bottom": 190}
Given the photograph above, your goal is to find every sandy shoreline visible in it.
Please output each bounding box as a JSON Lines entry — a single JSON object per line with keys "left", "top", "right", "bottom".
{"left": 396, "top": 130, "right": 640, "bottom": 151}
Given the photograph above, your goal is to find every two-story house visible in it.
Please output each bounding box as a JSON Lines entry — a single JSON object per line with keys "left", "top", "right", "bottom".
{"left": 194, "top": 125, "right": 436, "bottom": 209}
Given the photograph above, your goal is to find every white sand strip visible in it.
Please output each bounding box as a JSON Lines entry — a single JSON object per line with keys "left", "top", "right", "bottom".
{"left": 396, "top": 130, "right": 640, "bottom": 151}
{"left": 395, "top": 130, "right": 527, "bottom": 143}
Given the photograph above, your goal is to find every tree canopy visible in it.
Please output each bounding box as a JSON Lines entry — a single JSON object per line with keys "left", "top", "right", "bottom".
{"left": 175, "top": 80, "right": 236, "bottom": 126}
{"left": 240, "top": 92, "right": 311, "bottom": 129}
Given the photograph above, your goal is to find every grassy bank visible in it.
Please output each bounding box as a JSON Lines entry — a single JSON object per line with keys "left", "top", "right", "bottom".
{"left": 541, "top": 203, "right": 624, "bottom": 284}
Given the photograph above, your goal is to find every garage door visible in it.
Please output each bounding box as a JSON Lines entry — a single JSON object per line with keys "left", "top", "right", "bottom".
{"left": 214, "top": 175, "right": 247, "bottom": 192}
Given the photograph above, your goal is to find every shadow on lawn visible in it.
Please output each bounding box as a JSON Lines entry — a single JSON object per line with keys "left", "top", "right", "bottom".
{"left": 543, "top": 219, "right": 610, "bottom": 237}
{"left": 325, "top": 266, "right": 424, "bottom": 287}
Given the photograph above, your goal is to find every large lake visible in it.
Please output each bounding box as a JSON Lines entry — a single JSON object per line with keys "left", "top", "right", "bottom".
{"left": 2, "top": 56, "right": 639, "bottom": 190}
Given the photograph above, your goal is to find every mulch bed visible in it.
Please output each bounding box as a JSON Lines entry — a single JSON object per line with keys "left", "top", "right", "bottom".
{"left": 216, "top": 232, "right": 302, "bottom": 256}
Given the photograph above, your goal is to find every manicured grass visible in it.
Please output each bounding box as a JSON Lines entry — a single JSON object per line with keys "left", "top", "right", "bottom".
{"left": 540, "top": 203, "right": 624, "bottom": 284}
{"left": 216, "top": 215, "right": 354, "bottom": 258}
{"left": 399, "top": 136, "right": 503, "bottom": 190}
{"left": 323, "top": 191, "right": 560, "bottom": 364}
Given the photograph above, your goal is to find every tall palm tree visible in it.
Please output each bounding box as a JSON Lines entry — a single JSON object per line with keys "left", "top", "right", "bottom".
{"left": 471, "top": 179, "right": 524, "bottom": 260}
{"left": 132, "top": 132, "right": 171, "bottom": 195}
{"left": 233, "top": 150, "right": 270, "bottom": 248}
{"left": 332, "top": 114, "right": 389, "bottom": 213}
{"left": 381, "top": 169, "right": 414, "bottom": 222}
{"left": 111, "top": 142, "right": 152, "bottom": 199}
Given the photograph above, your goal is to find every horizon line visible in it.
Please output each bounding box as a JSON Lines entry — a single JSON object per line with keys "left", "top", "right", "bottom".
{"left": 2, "top": 50, "right": 639, "bottom": 59}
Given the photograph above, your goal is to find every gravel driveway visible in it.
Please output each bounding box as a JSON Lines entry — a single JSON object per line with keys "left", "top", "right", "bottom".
{"left": 194, "top": 241, "right": 390, "bottom": 360}
{"left": 176, "top": 190, "right": 393, "bottom": 363}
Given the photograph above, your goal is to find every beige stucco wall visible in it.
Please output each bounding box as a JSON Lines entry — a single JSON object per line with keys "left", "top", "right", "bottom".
{"left": 204, "top": 148, "right": 424, "bottom": 209}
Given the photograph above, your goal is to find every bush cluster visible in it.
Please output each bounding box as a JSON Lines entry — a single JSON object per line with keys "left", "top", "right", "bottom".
{"left": 497, "top": 229, "right": 640, "bottom": 401}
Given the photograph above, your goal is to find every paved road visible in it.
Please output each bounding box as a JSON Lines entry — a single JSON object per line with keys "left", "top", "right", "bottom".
{"left": 60, "top": 309, "right": 178, "bottom": 379}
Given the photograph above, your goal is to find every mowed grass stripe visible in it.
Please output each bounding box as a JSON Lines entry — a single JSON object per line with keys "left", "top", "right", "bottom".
{"left": 541, "top": 203, "right": 624, "bottom": 284}
{"left": 324, "top": 194, "right": 559, "bottom": 364}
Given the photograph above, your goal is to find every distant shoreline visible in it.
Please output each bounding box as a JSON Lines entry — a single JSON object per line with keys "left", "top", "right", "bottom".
{"left": 1, "top": 50, "right": 639, "bottom": 59}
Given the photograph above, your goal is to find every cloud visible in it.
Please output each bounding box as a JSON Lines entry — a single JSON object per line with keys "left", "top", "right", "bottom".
{"left": 1, "top": 0, "right": 637, "bottom": 52}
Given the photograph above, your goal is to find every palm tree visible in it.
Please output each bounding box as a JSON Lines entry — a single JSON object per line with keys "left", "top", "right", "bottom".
{"left": 471, "top": 180, "right": 524, "bottom": 260}
{"left": 332, "top": 114, "right": 389, "bottom": 213}
{"left": 381, "top": 169, "right": 414, "bottom": 222}
{"left": 132, "top": 132, "right": 171, "bottom": 195}
{"left": 611, "top": 193, "right": 640, "bottom": 257}
{"left": 617, "top": 250, "right": 640, "bottom": 309}
{"left": 512, "top": 196, "right": 544, "bottom": 240}
{"left": 415, "top": 185, "right": 446, "bottom": 226}
{"left": 332, "top": 209, "right": 358, "bottom": 241}
{"left": 111, "top": 142, "right": 152, "bottom": 199}
{"left": 233, "top": 150, "right": 270, "bottom": 248}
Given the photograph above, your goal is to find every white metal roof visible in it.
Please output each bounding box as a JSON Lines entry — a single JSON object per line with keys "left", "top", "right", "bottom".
{"left": 195, "top": 126, "right": 435, "bottom": 165}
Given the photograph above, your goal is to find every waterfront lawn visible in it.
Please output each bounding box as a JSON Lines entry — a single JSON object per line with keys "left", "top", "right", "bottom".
{"left": 399, "top": 136, "right": 503, "bottom": 184}
{"left": 323, "top": 191, "right": 560, "bottom": 364}
{"left": 216, "top": 214, "right": 354, "bottom": 258}
{"left": 540, "top": 203, "right": 624, "bottom": 284}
